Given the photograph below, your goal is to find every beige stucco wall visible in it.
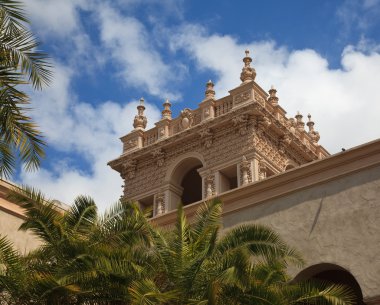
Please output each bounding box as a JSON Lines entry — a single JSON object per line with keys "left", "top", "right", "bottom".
{"left": 222, "top": 164, "right": 380, "bottom": 299}
{"left": 0, "top": 209, "right": 41, "bottom": 254}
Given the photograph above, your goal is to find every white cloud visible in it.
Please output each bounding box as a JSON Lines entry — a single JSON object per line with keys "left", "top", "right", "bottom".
{"left": 96, "top": 4, "right": 183, "bottom": 99}
{"left": 170, "top": 25, "right": 380, "bottom": 153}
{"left": 20, "top": 63, "right": 161, "bottom": 211}
{"left": 25, "top": 0, "right": 89, "bottom": 38}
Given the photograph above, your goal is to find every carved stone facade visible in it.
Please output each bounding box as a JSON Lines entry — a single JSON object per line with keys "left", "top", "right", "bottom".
{"left": 109, "top": 51, "right": 329, "bottom": 214}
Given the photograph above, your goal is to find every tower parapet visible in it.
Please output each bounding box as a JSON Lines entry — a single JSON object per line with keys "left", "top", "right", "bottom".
{"left": 109, "top": 51, "right": 329, "bottom": 217}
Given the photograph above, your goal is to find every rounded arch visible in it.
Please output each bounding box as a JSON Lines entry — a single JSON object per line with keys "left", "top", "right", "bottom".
{"left": 165, "top": 152, "right": 205, "bottom": 206}
{"left": 165, "top": 152, "right": 206, "bottom": 184}
{"left": 293, "top": 263, "right": 364, "bottom": 304}
{"left": 284, "top": 159, "right": 298, "bottom": 171}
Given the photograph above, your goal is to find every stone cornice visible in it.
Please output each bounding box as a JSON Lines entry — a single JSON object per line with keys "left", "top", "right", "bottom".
{"left": 151, "top": 138, "right": 380, "bottom": 227}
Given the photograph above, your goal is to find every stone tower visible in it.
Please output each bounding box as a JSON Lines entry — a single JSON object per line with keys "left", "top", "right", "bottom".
{"left": 108, "top": 51, "right": 329, "bottom": 216}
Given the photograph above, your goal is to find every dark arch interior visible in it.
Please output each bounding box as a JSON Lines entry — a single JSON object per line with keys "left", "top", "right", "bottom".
{"left": 312, "top": 270, "right": 364, "bottom": 305}
{"left": 294, "top": 264, "right": 364, "bottom": 305}
{"left": 181, "top": 165, "right": 202, "bottom": 205}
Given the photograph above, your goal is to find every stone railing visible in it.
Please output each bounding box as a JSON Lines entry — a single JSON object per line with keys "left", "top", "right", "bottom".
{"left": 120, "top": 81, "right": 326, "bottom": 159}
{"left": 215, "top": 97, "right": 233, "bottom": 117}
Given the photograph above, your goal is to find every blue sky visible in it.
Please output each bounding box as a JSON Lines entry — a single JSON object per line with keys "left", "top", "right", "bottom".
{"left": 17, "top": 0, "right": 380, "bottom": 211}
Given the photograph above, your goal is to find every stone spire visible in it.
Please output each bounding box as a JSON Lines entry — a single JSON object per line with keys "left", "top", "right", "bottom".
{"left": 133, "top": 97, "right": 147, "bottom": 129}
{"left": 240, "top": 50, "right": 256, "bottom": 83}
{"left": 162, "top": 98, "right": 172, "bottom": 119}
{"left": 307, "top": 114, "right": 320, "bottom": 143}
{"left": 268, "top": 85, "right": 279, "bottom": 106}
{"left": 295, "top": 111, "right": 305, "bottom": 131}
{"left": 205, "top": 80, "right": 215, "bottom": 99}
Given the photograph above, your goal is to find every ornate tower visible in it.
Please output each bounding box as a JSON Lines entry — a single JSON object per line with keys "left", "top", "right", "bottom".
{"left": 108, "top": 51, "right": 329, "bottom": 216}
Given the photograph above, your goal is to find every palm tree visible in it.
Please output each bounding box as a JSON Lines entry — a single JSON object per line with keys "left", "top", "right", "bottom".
{"left": 2, "top": 188, "right": 355, "bottom": 305}
{"left": 130, "top": 199, "right": 355, "bottom": 305}
{"left": 0, "top": 0, "right": 52, "bottom": 178}
{"left": 4, "top": 186, "right": 153, "bottom": 305}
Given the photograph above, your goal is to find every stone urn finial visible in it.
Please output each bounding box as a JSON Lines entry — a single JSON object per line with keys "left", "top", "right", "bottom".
{"left": 295, "top": 111, "right": 304, "bottom": 131}
{"left": 307, "top": 114, "right": 320, "bottom": 143}
{"left": 205, "top": 79, "right": 215, "bottom": 99}
{"left": 162, "top": 98, "right": 172, "bottom": 119}
{"left": 133, "top": 97, "right": 147, "bottom": 129}
{"left": 268, "top": 85, "right": 279, "bottom": 106}
{"left": 240, "top": 49, "right": 256, "bottom": 83}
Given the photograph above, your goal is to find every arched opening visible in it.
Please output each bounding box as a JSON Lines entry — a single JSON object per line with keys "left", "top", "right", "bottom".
{"left": 169, "top": 155, "right": 204, "bottom": 207}
{"left": 294, "top": 263, "right": 364, "bottom": 305}
{"left": 181, "top": 165, "right": 202, "bottom": 205}
{"left": 285, "top": 164, "right": 295, "bottom": 171}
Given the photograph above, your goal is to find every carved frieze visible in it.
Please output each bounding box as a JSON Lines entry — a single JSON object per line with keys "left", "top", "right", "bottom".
{"left": 234, "top": 90, "right": 252, "bottom": 105}
{"left": 122, "top": 159, "right": 137, "bottom": 179}
{"left": 199, "top": 128, "right": 213, "bottom": 149}
{"left": 232, "top": 113, "right": 249, "bottom": 135}
{"left": 257, "top": 115, "right": 272, "bottom": 136}
{"left": 124, "top": 138, "right": 138, "bottom": 151}
{"left": 152, "top": 148, "right": 165, "bottom": 167}
{"left": 279, "top": 133, "right": 292, "bottom": 154}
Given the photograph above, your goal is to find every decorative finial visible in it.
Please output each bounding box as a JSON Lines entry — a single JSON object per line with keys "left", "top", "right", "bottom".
{"left": 306, "top": 114, "right": 320, "bottom": 143}
{"left": 268, "top": 85, "right": 279, "bottom": 106}
{"left": 295, "top": 111, "right": 305, "bottom": 131}
{"left": 162, "top": 98, "right": 172, "bottom": 119}
{"left": 205, "top": 79, "right": 215, "bottom": 99}
{"left": 240, "top": 49, "right": 256, "bottom": 83}
{"left": 133, "top": 97, "right": 147, "bottom": 129}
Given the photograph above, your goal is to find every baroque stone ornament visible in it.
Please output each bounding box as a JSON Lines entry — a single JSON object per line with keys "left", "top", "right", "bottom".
{"left": 152, "top": 148, "right": 165, "bottom": 167}
{"left": 258, "top": 161, "right": 267, "bottom": 180}
{"left": 257, "top": 115, "right": 272, "bottom": 136}
{"left": 124, "top": 138, "right": 137, "bottom": 150}
{"left": 155, "top": 192, "right": 165, "bottom": 215}
{"left": 240, "top": 50, "right": 256, "bottom": 83}
{"left": 240, "top": 155, "right": 251, "bottom": 186}
{"left": 199, "top": 128, "right": 213, "bottom": 148}
{"left": 205, "top": 174, "right": 215, "bottom": 198}
{"left": 279, "top": 133, "right": 292, "bottom": 154}
{"left": 234, "top": 90, "right": 252, "bottom": 105}
{"left": 133, "top": 98, "right": 147, "bottom": 129}
{"left": 122, "top": 159, "right": 137, "bottom": 179}
{"left": 180, "top": 108, "right": 194, "bottom": 130}
{"left": 232, "top": 114, "right": 249, "bottom": 135}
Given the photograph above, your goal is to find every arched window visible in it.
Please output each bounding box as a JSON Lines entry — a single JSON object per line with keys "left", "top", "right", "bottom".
{"left": 181, "top": 165, "right": 202, "bottom": 205}
{"left": 168, "top": 155, "right": 204, "bottom": 207}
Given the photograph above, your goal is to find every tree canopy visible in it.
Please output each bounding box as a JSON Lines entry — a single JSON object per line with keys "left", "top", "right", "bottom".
{"left": 0, "top": 189, "right": 355, "bottom": 305}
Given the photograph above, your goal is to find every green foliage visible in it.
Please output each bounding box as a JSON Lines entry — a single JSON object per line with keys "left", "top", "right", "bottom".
{"left": 0, "top": 0, "right": 53, "bottom": 178}
{"left": 0, "top": 190, "right": 355, "bottom": 305}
